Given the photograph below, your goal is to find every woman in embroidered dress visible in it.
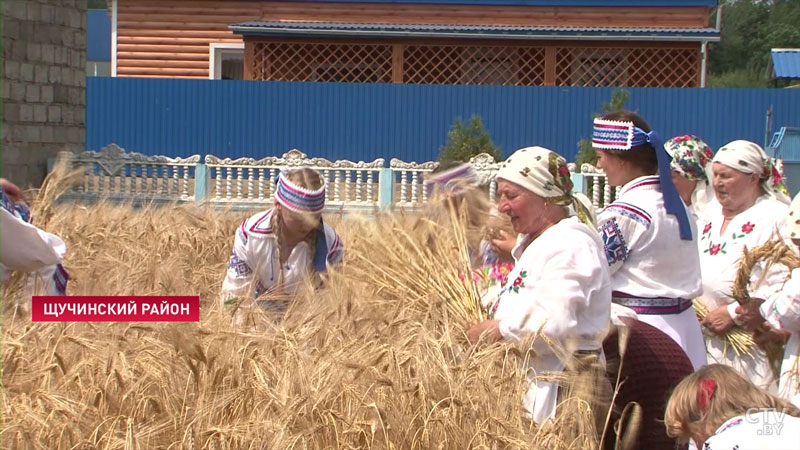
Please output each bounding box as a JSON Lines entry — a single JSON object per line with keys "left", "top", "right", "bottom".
{"left": 465, "top": 146, "right": 611, "bottom": 425}
{"left": 0, "top": 178, "right": 69, "bottom": 298}
{"left": 665, "top": 364, "right": 800, "bottom": 449}
{"left": 735, "top": 192, "right": 800, "bottom": 407}
{"left": 696, "top": 140, "right": 791, "bottom": 391}
{"left": 221, "top": 168, "right": 343, "bottom": 319}
{"left": 665, "top": 135, "right": 716, "bottom": 222}
{"left": 592, "top": 110, "right": 707, "bottom": 369}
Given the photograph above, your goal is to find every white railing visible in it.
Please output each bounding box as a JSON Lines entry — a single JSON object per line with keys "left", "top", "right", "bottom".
{"left": 204, "top": 149, "right": 385, "bottom": 210}
{"left": 57, "top": 144, "right": 200, "bottom": 202}
{"left": 580, "top": 164, "right": 621, "bottom": 208}
{"left": 389, "top": 158, "right": 438, "bottom": 206}
{"left": 56, "top": 145, "right": 617, "bottom": 211}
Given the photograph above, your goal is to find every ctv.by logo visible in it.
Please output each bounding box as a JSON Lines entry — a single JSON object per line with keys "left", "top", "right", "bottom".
{"left": 745, "top": 408, "right": 789, "bottom": 436}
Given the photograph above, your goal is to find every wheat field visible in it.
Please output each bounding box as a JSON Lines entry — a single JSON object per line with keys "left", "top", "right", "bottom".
{"left": 0, "top": 171, "right": 603, "bottom": 450}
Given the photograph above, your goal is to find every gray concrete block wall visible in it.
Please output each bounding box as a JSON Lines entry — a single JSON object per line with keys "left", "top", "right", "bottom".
{"left": 2, "top": 0, "right": 87, "bottom": 188}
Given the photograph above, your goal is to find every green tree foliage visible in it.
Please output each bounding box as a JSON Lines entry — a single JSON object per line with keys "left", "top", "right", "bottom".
{"left": 709, "top": 0, "right": 800, "bottom": 87}
{"left": 88, "top": 0, "right": 108, "bottom": 9}
{"left": 575, "top": 88, "right": 630, "bottom": 169}
{"left": 437, "top": 115, "right": 502, "bottom": 163}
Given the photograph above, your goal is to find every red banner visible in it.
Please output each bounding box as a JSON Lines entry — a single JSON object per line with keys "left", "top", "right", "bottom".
{"left": 32, "top": 296, "right": 200, "bottom": 322}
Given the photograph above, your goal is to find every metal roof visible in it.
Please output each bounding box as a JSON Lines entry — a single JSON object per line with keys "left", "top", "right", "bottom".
{"left": 770, "top": 49, "right": 800, "bottom": 80}
{"left": 282, "top": 0, "right": 718, "bottom": 5}
{"left": 230, "top": 21, "right": 720, "bottom": 42}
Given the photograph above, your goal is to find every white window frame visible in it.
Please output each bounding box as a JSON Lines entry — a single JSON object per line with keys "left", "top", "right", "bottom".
{"left": 209, "top": 43, "right": 245, "bottom": 80}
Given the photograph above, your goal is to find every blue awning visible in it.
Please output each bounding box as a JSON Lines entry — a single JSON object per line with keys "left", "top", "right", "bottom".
{"left": 770, "top": 49, "right": 800, "bottom": 80}
{"left": 230, "top": 21, "right": 720, "bottom": 42}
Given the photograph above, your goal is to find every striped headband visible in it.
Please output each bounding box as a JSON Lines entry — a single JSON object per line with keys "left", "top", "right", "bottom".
{"left": 274, "top": 171, "right": 326, "bottom": 213}
{"left": 592, "top": 119, "right": 653, "bottom": 151}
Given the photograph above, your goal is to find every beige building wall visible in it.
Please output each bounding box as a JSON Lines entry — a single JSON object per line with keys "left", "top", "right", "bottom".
{"left": 2, "top": 0, "right": 87, "bottom": 187}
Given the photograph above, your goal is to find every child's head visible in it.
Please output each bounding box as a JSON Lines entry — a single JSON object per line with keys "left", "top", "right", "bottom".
{"left": 664, "top": 364, "right": 800, "bottom": 445}
{"left": 274, "top": 168, "right": 326, "bottom": 240}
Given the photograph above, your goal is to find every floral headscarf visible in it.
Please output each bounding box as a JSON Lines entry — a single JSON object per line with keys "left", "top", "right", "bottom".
{"left": 712, "top": 140, "right": 791, "bottom": 205}
{"left": 496, "top": 146, "right": 595, "bottom": 226}
{"left": 665, "top": 135, "right": 716, "bottom": 212}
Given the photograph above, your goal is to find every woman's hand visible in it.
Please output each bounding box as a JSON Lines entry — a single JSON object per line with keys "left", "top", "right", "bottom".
{"left": 490, "top": 232, "right": 516, "bottom": 261}
{"left": 466, "top": 320, "right": 502, "bottom": 344}
{"left": 0, "top": 178, "right": 24, "bottom": 203}
{"left": 753, "top": 323, "right": 790, "bottom": 350}
{"left": 734, "top": 298, "right": 765, "bottom": 331}
{"left": 701, "top": 306, "right": 735, "bottom": 336}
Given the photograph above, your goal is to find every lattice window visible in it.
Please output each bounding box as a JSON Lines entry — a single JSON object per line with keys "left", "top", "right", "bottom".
{"left": 558, "top": 48, "right": 629, "bottom": 87}
{"left": 555, "top": 46, "right": 698, "bottom": 87}
{"left": 403, "top": 45, "right": 545, "bottom": 86}
{"left": 625, "top": 48, "right": 698, "bottom": 87}
{"left": 252, "top": 42, "right": 392, "bottom": 83}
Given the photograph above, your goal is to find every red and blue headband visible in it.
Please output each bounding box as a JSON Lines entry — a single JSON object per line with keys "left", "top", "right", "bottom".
{"left": 591, "top": 118, "right": 693, "bottom": 241}
{"left": 592, "top": 119, "right": 654, "bottom": 151}
{"left": 274, "top": 171, "right": 326, "bottom": 214}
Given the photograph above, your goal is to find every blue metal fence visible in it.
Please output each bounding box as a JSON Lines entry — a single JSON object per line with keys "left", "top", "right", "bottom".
{"left": 87, "top": 77, "right": 800, "bottom": 163}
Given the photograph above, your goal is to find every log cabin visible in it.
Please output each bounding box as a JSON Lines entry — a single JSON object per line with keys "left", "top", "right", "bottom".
{"left": 112, "top": 0, "right": 720, "bottom": 87}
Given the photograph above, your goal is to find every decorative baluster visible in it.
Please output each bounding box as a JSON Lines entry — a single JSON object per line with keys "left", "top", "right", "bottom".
{"left": 400, "top": 170, "right": 408, "bottom": 204}
{"left": 170, "top": 165, "right": 178, "bottom": 196}
{"left": 592, "top": 176, "right": 601, "bottom": 209}
{"left": 233, "top": 168, "right": 241, "bottom": 200}
{"left": 269, "top": 169, "right": 276, "bottom": 198}
{"left": 323, "top": 169, "right": 331, "bottom": 200}
{"left": 342, "top": 170, "right": 351, "bottom": 203}
{"left": 615, "top": 186, "right": 621, "bottom": 202}
{"left": 356, "top": 170, "right": 364, "bottom": 203}
{"left": 159, "top": 165, "right": 166, "bottom": 196}
{"left": 96, "top": 164, "right": 103, "bottom": 195}
{"left": 147, "top": 164, "right": 153, "bottom": 194}
{"left": 214, "top": 167, "right": 222, "bottom": 200}
{"left": 137, "top": 164, "right": 144, "bottom": 194}
{"left": 246, "top": 168, "right": 254, "bottom": 199}
{"left": 411, "top": 171, "right": 419, "bottom": 203}
{"left": 256, "top": 169, "right": 263, "bottom": 199}
{"left": 421, "top": 173, "right": 429, "bottom": 204}
{"left": 603, "top": 178, "right": 612, "bottom": 207}
{"left": 223, "top": 168, "right": 231, "bottom": 200}
{"left": 334, "top": 170, "right": 342, "bottom": 202}
{"left": 366, "top": 171, "right": 373, "bottom": 203}
{"left": 109, "top": 168, "right": 116, "bottom": 194}
{"left": 135, "top": 164, "right": 142, "bottom": 194}
{"left": 489, "top": 179, "right": 497, "bottom": 202}
{"left": 125, "top": 164, "right": 132, "bottom": 195}
{"left": 182, "top": 166, "right": 190, "bottom": 198}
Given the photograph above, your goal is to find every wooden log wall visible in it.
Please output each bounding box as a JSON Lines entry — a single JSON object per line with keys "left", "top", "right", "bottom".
{"left": 116, "top": 0, "right": 712, "bottom": 79}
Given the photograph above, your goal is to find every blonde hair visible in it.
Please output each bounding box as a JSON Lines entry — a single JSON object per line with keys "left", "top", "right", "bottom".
{"left": 665, "top": 364, "right": 800, "bottom": 444}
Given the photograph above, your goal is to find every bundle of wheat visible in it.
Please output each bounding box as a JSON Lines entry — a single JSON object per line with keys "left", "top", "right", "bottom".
{"left": 693, "top": 238, "right": 798, "bottom": 372}
{"left": 0, "top": 170, "right": 611, "bottom": 450}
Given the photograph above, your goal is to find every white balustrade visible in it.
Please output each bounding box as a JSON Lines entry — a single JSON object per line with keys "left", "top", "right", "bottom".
{"left": 204, "top": 149, "right": 384, "bottom": 209}
{"left": 58, "top": 146, "right": 618, "bottom": 213}
{"left": 57, "top": 144, "right": 199, "bottom": 203}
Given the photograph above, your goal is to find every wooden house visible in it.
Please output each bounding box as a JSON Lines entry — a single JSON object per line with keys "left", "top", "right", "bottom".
{"left": 112, "top": 0, "right": 720, "bottom": 87}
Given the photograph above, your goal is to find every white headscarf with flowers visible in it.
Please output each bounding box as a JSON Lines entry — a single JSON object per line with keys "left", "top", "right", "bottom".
{"left": 665, "top": 135, "right": 716, "bottom": 213}
{"left": 787, "top": 192, "right": 800, "bottom": 240}
{"left": 496, "top": 146, "right": 596, "bottom": 226}
{"left": 712, "top": 140, "right": 791, "bottom": 205}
